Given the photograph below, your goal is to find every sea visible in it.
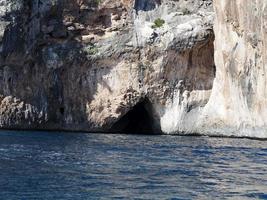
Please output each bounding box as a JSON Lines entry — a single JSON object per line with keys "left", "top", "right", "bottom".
{"left": 0, "top": 130, "right": 266, "bottom": 199}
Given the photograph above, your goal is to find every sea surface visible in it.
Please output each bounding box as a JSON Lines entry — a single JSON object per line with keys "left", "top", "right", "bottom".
{"left": 0, "top": 130, "right": 266, "bottom": 199}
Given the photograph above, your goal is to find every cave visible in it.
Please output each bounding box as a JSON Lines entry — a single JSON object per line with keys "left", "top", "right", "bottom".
{"left": 111, "top": 98, "right": 156, "bottom": 134}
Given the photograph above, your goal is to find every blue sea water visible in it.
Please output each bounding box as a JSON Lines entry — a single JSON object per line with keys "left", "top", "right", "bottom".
{"left": 0, "top": 130, "right": 266, "bottom": 200}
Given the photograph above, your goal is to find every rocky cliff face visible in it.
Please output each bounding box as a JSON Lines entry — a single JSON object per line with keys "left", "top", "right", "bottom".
{"left": 0, "top": 0, "right": 215, "bottom": 134}
{"left": 0, "top": 0, "right": 265, "bottom": 138}
{"left": 199, "top": 0, "right": 267, "bottom": 138}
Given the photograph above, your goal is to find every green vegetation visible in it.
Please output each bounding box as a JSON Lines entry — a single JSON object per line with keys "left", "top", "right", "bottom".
{"left": 84, "top": 44, "right": 98, "bottom": 55}
{"left": 94, "top": 0, "right": 101, "bottom": 5}
{"left": 151, "top": 18, "right": 165, "bottom": 29}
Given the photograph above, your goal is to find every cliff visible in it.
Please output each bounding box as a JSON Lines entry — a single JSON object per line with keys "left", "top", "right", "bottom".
{"left": 0, "top": 0, "right": 266, "bottom": 138}
{"left": 199, "top": 0, "right": 267, "bottom": 138}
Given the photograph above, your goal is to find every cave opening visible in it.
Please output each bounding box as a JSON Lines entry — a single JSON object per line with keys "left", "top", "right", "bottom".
{"left": 111, "top": 98, "right": 156, "bottom": 134}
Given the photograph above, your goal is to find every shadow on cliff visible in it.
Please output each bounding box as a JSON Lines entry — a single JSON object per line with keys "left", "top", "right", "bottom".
{"left": 134, "top": 0, "right": 161, "bottom": 12}
{"left": 0, "top": 0, "right": 117, "bottom": 131}
{"left": 0, "top": 0, "right": 156, "bottom": 133}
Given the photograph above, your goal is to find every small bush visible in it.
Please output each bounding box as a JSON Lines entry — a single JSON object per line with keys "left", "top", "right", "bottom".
{"left": 95, "top": 0, "right": 101, "bottom": 5}
{"left": 84, "top": 44, "right": 98, "bottom": 55}
{"left": 151, "top": 18, "right": 165, "bottom": 29}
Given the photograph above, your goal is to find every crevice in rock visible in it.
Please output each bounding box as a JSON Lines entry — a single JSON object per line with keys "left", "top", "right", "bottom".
{"left": 110, "top": 98, "right": 155, "bottom": 134}
{"left": 59, "top": 107, "right": 65, "bottom": 115}
{"left": 134, "top": 0, "right": 161, "bottom": 12}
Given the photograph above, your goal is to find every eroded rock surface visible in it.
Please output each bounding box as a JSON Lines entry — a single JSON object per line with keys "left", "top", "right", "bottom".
{"left": 2, "top": 0, "right": 266, "bottom": 138}
{"left": 0, "top": 0, "right": 215, "bottom": 134}
{"left": 198, "top": 0, "right": 267, "bottom": 138}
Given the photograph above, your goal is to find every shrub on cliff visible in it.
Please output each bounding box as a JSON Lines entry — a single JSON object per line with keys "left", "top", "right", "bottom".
{"left": 83, "top": 44, "right": 98, "bottom": 56}
{"left": 152, "top": 18, "right": 165, "bottom": 29}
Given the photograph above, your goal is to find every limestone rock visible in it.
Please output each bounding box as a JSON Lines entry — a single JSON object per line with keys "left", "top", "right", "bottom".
{"left": 198, "top": 0, "right": 267, "bottom": 138}
{"left": 0, "top": 0, "right": 215, "bottom": 134}
{"left": 1, "top": 0, "right": 265, "bottom": 138}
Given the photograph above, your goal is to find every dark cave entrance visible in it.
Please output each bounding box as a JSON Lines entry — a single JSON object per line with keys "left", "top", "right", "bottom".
{"left": 111, "top": 98, "right": 156, "bottom": 134}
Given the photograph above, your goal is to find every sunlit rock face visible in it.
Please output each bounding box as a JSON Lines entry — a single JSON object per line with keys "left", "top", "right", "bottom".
{"left": 198, "top": 0, "right": 267, "bottom": 138}
{"left": 0, "top": 0, "right": 215, "bottom": 135}
{"left": 1, "top": 0, "right": 266, "bottom": 138}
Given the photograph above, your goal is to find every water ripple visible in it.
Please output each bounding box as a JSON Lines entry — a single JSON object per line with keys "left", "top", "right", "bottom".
{"left": 0, "top": 131, "right": 266, "bottom": 199}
